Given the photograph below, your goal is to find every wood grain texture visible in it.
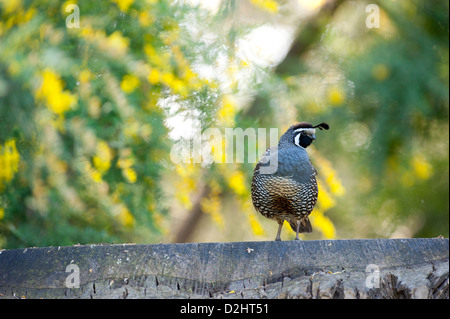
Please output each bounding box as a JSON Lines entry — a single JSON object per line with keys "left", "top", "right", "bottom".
{"left": 0, "top": 238, "right": 448, "bottom": 299}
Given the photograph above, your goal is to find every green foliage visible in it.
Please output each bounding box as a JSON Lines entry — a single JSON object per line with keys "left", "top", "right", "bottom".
{"left": 0, "top": 0, "right": 219, "bottom": 248}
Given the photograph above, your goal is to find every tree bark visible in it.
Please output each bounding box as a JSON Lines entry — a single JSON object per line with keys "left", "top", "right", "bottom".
{"left": 0, "top": 238, "right": 448, "bottom": 299}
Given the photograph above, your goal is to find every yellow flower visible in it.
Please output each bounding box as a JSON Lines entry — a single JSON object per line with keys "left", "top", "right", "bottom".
{"left": 411, "top": 154, "right": 433, "bottom": 180}
{"left": 237, "top": 197, "right": 266, "bottom": 237}
{"left": 111, "top": 0, "right": 133, "bottom": 12}
{"left": 0, "top": 207, "right": 4, "bottom": 220}
{"left": 161, "top": 72, "right": 175, "bottom": 87}
{"left": 80, "top": 25, "right": 95, "bottom": 39}
{"left": 218, "top": 95, "right": 237, "bottom": 126}
{"left": 118, "top": 205, "right": 134, "bottom": 226}
{"left": 120, "top": 74, "right": 140, "bottom": 93}
{"left": 35, "top": 69, "right": 76, "bottom": 115}
{"left": 49, "top": 91, "right": 76, "bottom": 114}
{"left": 117, "top": 157, "right": 134, "bottom": 169}
{"left": 93, "top": 141, "right": 113, "bottom": 174}
{"left": 79, "top": 69, "right": 92, "bottom": 84}
{"left": 327, "top": 86, "right": 346, "bottom": 106}
{"left": 310, "top": 209, "right": 336, "bottom": 239}
{"left": 0, "top": 139, "right": 20, "bottom": 192}
{"left": 117, "top": 150, "right": 137, "bottom": 183}
{"left": 313, "top": 149, "right": 346, "bottom": 196}
{"left": 61, "top": 0, "right": 77, "bottom": 14}
{"left": 249, "top": 0, "right": 279, "bottom": 13}
{"left": 122, "top": 167, "right": 137, "bottom": 183}
{"left": 138, "top": 11, "right": 154, "bottom": 27}
{"left": 248, "top": 213, "right": 265, "bottom": 236}
{"left": 170, "top": 78, "right": 189, "bottom": 97}
{"left": 84, "top": 162, "right": 102, "bottom": 183}
{"left": 228, "top": 170, "right": 247, "bottom": 196}
{"left": 316, "top": 179, "right": 336, "bottom": 211}
{"left": 104, "top": 31, "right": 129, "bottom": 57}
{"left": 148, "top": 69, "right": 160, "bottom": 85}
{"left": 0, "top": 0, "right": 23, "bottom": 14}
{"left": 144, "top": 44, "right": 159, "bottom": 64}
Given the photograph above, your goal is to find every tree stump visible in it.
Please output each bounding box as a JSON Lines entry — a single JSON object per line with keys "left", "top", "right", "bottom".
{"left": 0, "top": 238, "right": 448, "bottom": 299}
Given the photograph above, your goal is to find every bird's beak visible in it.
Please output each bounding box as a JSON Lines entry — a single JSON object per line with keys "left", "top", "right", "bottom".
{"left": 311, "top": 134, "right": 316, "bottom": 140}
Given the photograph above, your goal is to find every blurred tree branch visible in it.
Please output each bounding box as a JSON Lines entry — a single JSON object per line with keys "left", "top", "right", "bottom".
{"left": 173, "top": 184, "right": 209, "bottom": 243}
{"left": 276, "top": 0, "right": 345, "bottom": 76}
{"left": 244, "top": 0, "right": 345, "bottom": 118}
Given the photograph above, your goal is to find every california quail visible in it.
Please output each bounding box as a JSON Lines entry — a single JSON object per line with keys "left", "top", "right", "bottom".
{"left": 251, "top": 122, "right": 329, "bottom": 241}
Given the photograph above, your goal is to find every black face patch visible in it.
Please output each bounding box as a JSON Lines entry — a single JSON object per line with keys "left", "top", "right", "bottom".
{"left": 294, "top": 131, "right": 315, "bottom": 148}
{"left": 299, "top": 134, "right": 314, "bottom": 148}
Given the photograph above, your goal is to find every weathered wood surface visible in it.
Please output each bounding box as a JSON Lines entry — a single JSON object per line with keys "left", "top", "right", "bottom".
{"left": 0, "top": 238, "right": 448, "bottom": 299}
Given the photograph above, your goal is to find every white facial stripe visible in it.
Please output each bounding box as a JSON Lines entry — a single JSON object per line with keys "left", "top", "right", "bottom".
{"left": 293, "top": 128, "right": 316, "bottom": 135}
{"left": 294, "top": 132, "right": 301, "bottom": 147}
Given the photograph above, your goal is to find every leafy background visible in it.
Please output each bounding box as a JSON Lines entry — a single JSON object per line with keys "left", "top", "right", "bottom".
{"left": 0, "top": 0, "right": 448, "bottom": 249}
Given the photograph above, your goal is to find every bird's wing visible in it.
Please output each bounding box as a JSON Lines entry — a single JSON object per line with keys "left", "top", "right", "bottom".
{"left": 276, "top": 147, "right": 316, "bottom": 184}
{"left": 254, "top": 146, "right": 315, "bottom": 186}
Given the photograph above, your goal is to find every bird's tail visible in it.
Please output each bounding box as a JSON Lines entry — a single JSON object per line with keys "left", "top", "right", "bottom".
{"left": 289, "top": 217, "right": 312, "bottom": 233}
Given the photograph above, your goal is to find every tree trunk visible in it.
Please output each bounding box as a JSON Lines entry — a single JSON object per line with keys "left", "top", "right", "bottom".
{"left": 0, "top": 238, "right": 448, "bottom": 299}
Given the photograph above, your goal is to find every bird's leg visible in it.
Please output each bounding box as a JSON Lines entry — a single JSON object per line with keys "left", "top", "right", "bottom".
{"left": 295, "top": 219, "right": 301, "bottom": 240}
{"left": 275, "top": 220, "right": 283, "bottom": 241}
